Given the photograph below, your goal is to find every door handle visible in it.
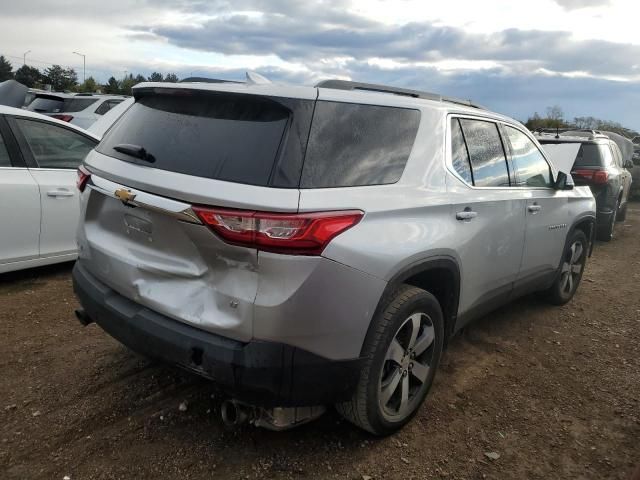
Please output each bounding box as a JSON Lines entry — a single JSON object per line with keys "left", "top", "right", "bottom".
{"left": 46, "top": 189, "right": 75, "bottom": 198}
{"left": 528, "top": 204, "right": 542, "bottom": 213}
{"left": 456, "top": 209, "right": 478, "bottom": 221}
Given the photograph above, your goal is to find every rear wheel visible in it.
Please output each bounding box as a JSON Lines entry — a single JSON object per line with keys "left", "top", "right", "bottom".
{"left": 336, "top": 285, "right": 444, "bottom": 435}
{"left": 546, "top": 229, "right": 588, "bottom": 305}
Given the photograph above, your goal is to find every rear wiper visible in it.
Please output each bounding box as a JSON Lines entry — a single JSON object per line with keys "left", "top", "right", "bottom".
{"left": 113, "top": 144, "right": 156, "bottom": 163}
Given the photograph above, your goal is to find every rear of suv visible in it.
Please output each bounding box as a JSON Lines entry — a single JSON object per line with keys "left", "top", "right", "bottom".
{"left": 26, "top": 93, "right": 126, "bottom": 129}
{"left": 73, "top": 78, "right": 595, "bottom": 435}
{"left": 537, "top": 132, "right": 633, "bottom": 241}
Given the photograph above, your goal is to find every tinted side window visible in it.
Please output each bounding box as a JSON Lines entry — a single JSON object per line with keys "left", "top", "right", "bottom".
{"left": 301, "top": 102, "right": 420, "bottom": 188}
{"left": 15, "top": 119, "right": 96, "bottom": 169}
{"left": 0, "top": 133, "right": 11, "bottom": 167}
{"left": 505, "top": 126, "right": 552, "bottom": 187}
{"left": 450, "top": 118, "right": 472, "bottom": 184}
{"left": 94, "top": 101, "right": 111, "bottom": 115}
{"left": 459, "top": 119, "right": 509, "bottom": 187}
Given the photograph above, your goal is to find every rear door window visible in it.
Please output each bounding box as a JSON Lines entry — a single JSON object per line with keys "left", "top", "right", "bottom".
{"left": 450, "top": 118, "right": 473, "bottom": 184}
{"left": 504, "top": 126, "right": 552, "bottom": 187}
{"left": 98, "top": 93, "right": 309, "bottom": 187}
{"left": 14, "top": 119, "right": 96, "bottom": 169}
{"left": 300, "top": 101, "right": 420, "bottom": 188}
{"left": 459, "top": 119, "right": 510, "bottom": 187}
{"left": 0, "top": 132, "right": 11, "bottom": 167}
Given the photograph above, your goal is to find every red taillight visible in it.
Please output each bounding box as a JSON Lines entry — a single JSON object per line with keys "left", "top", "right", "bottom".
{"left": 76, "top": 165, "right": 91, "bottom": 192}
{"left": 51, "top": 114, "right": 74, "bottom": 122}
{"left": 571, "top": 169, "right": 609, "bottom": 185}
{"left": 192, "top": 207, "right": 364, "bottom": 255}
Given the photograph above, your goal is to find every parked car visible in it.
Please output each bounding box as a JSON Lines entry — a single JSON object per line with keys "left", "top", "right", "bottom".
{"left": 72, "top": 78, "right": 595, "bottom": 435}
{"left": 631, "top": 149, "right": 640, "bottom": 198}
{"left": 87, "top": 97, "right": 134, "bottom": 138}
{"left": 0, "top": 106, "right": 98, "bottom": 273}
{"left": 537, "top": 131, "right": 633, "bottom": 241}
{"left": 26, "top": 93, "right": 127, "bottom": 129}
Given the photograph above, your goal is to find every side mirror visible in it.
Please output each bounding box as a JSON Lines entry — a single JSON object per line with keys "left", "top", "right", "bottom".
{"left": 624, "top": 160, "right": 635, "bottom": 169}
{"left": 555, "top": 171, "right": 574, "bottom": 190}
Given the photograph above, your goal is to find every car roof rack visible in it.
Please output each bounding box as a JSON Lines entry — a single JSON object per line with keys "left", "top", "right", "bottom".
{"left": 315, "top": 79, "right": 486, "bottom": 110}
{"left": 534, "top": 128, "right": 609, "bottom": 140}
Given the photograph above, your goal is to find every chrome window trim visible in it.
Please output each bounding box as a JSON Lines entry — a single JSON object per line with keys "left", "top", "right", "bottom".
{"left": 445, "top": 113, "right": 556, "bottom": 192}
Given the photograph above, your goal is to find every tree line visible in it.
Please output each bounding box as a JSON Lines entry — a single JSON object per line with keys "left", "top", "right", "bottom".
{"left": 0, "top": 55, "right": 179, "bottom": 95}
{"left": 525, "top": 105, "right": 638, "bottom": 139}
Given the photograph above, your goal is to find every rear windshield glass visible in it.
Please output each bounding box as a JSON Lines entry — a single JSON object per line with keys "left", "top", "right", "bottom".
{"left": 300, "top": 101, "right": 420, "bottom": 188}
{"left": 574, "top": 144, "right": 613, "bottom": 167}
{"left": 98, "top": 93, "right": 293, "bottom": 186}
{"left": 27, "top": 96, "right": 97, "bottom": 113}
{"left": 27, "top": 97, "right": 64, "bottom": 113}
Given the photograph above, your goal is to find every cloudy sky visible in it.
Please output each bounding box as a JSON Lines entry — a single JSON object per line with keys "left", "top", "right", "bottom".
{"left": 1, "top": 0, "right": 639, "bottom": 128}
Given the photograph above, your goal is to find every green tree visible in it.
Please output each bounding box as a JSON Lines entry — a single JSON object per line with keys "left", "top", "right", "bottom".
{"left": 77, "top": 76, "right": 98, "bottom": 93}
{"left": 134, "top": 74, "right": 146, "bottom": 84}
{"left": 103, "top": 76, "right": 120, "bottom": 94}
{"left": 164, "top": 73, "right": 179, "bottom": 83}
{"left": 14, "top": 65, "right": 42, "bottom": 87}
{"left": 43, "top": 65, "right": 77, "bottom": 91}
{"left": 0, "top": 55, "right": 14, "bottom": 81}
{"left": 147, "top": 72, "right": 163, "bottom": 82}
{"left": 119, "top": 73, "right": 136, "bottom": 95}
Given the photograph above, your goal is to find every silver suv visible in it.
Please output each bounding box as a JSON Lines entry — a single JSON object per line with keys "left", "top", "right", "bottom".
{"left": 73, "top": 78, "right": 596, "bottom": 435}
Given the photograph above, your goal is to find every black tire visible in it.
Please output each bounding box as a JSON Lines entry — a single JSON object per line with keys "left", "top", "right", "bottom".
{"left": 546, "top": 229, "right": 588, "bottom": 305}
{"left": 596, "top": 199, "right": 619, "bottom": 242}
{"left": 336, "top": 285, "right": 444, "bottom": 436}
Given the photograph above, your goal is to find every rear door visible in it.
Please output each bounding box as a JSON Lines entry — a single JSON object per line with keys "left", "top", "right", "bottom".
{"left": 503, "top": 125, "right": 568, "bottom": 289}
{"left": 0, "top": 116, "right": 41, "bottom": 268}
{"left": 445, "top": 116, "right": 527, "bottom": 323}
{"left": 9, "top": 117, "right": 96, "bottom": 257}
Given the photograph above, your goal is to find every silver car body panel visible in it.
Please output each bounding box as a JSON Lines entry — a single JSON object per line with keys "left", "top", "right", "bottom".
{"left": 76, "top": 82, "right": 596, "bottom": 362}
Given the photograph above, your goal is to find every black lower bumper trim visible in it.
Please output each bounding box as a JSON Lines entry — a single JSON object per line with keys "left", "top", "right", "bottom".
{"left": 72, "top": 262, "right": 362, "bottom": 407}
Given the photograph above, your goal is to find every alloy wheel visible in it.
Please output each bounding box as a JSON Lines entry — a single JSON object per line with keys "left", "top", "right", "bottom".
{"left": 560, "top": 240, "right": 584, "bottom": 295}
{"left": 378, "top": 312, "right": 436, "bottom": 421}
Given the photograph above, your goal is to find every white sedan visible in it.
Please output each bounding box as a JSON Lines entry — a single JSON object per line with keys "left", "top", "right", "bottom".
{"left": 0, "top": 106, "right": 99, "bottom": 273}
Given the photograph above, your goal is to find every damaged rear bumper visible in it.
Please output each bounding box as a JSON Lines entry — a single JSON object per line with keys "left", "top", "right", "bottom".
{"left": 72, "top": 262, "right": 362, "bottom": 407}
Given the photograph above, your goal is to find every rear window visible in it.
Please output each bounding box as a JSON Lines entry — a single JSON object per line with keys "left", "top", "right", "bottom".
{"left": 98, "top": 93, "right": 309, "bottom": 186}
{"left": 27, "top": 96, "right": 64, "bottom": 113}
{"left": 300, "top": 102, "right": 420, "bottom": 188}
{"left": 27, "top": 96, "right": 98, "bottom": 113}
{"left": 574, "top": 143, "right": 613, "bottom": 167}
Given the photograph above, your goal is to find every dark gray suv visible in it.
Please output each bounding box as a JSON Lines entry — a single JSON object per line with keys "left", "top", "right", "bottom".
{"left": 537, "top": 132, "right": 633, "bottom": 241}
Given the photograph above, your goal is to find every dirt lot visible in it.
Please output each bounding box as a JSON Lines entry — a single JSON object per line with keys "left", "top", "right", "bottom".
{"left": 1, "top": 205, "right": 639, "bottom": 480}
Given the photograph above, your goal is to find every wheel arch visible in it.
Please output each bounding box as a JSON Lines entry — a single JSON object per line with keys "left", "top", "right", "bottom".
{"left": 363, "top": 256, "right": 461, "bottom": 356}
{"left": 568, "top": 214, "right": 596, "bottom": 258}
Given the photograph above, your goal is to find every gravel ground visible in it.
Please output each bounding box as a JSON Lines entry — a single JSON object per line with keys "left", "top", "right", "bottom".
{"left": 1, "top": 203, "right": 639, "bottom": 480}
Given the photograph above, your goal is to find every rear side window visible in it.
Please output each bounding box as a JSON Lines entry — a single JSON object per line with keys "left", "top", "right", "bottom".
{"left": 98, "top": 93, "right": 309, "bottom": 187}
{"left": 504, "top": 126, "right": 552, "bottom": 187}
{"left": 459, "top": 119, "right": 510, "bottom": 187}
{"left": 574, "top": 144, "right": 612, "bottom": 167}
{"left": 300, "top": 102, "right": 420, "bottom": 188}
{"left": 27, "top": 97, "right": 64, "bottom": 113}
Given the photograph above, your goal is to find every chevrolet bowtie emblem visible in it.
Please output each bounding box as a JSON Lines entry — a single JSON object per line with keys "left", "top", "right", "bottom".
{"left": 114, "top": 188, "right": 136, "bottom": 204}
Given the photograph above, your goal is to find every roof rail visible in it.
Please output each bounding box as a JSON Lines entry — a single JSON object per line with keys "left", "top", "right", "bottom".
{"left": 315, "top": 79, "right": 486, "bottom": 110}
{"left": 534, "top": 128, "right": 609, "bottom": 140}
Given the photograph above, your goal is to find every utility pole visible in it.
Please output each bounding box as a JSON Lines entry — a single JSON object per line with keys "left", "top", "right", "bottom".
{"left": 23, "top": 50, "right": 31, "bottom": 66}
{"left": 72, "top": 51, "right": 86, "bottom": 83}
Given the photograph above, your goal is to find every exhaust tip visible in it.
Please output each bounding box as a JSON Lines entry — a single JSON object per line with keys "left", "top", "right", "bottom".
{"left": 221, "top": 400, "right": 248, "bottom": 427}
{"left": 75, "top": 309, "right": 93, "bottom": 326}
